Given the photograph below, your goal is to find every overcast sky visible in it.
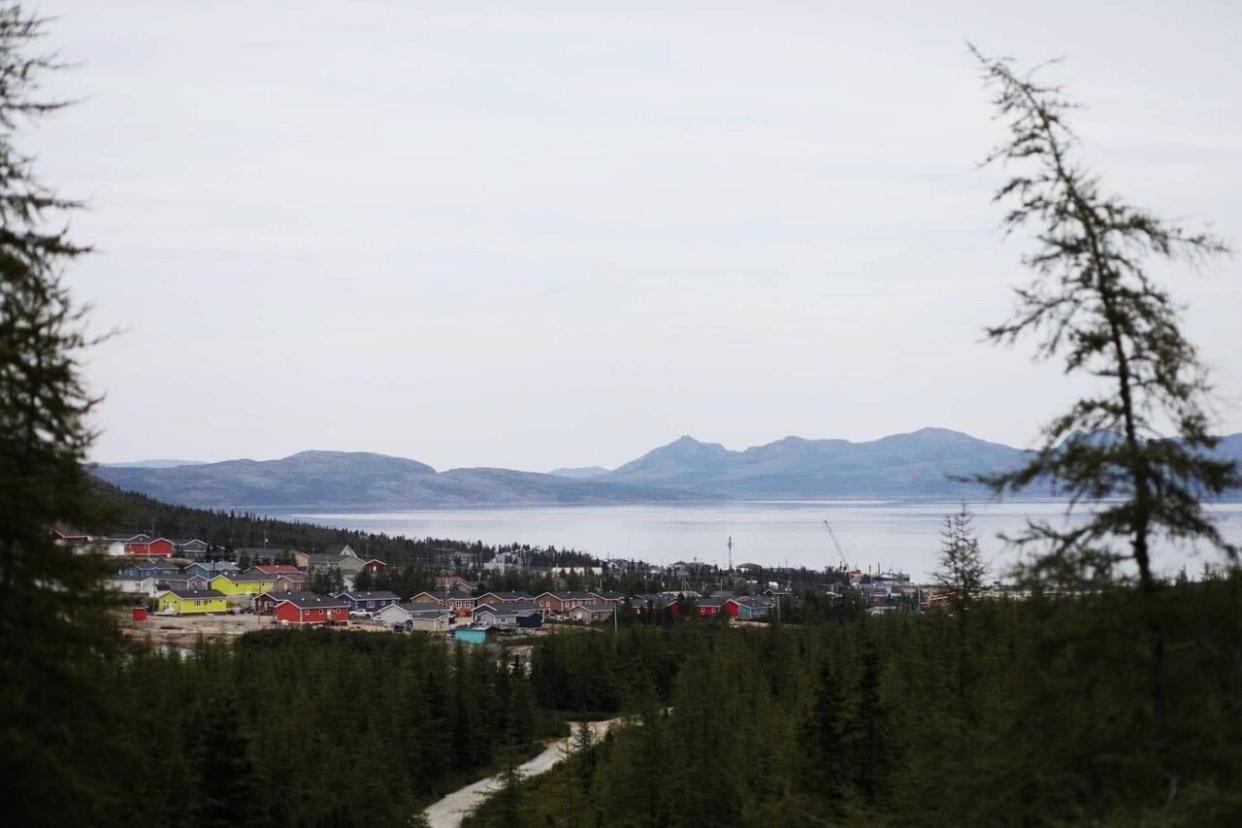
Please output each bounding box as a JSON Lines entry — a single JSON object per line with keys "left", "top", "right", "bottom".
{"left": 35, "top": 1, "right": 1242, "bottom": 471}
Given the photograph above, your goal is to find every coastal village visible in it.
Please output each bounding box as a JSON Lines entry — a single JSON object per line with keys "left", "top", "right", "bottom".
{"left": 53, "top": 523, "right": 932, "bottom": 647}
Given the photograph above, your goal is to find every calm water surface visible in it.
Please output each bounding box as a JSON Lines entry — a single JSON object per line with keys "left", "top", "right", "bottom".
{"left": 288, "top": 501, "right": 1242, "bottom": 581}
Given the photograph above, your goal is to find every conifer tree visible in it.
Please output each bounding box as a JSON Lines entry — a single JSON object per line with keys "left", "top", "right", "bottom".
{"left": 186, "top": 696, "right": 260, "bottom": 828}
{"left": 971, "top": 45, "right": 1240, "bottom": 716}
{"left": 971, "top": 47, "right": 1238, "bottom": 588}
{"left": 0, "top": 6, "right": 127, "bottom": 824}
{"left": 934, "top": 507, "right": 987, "bottom": 716}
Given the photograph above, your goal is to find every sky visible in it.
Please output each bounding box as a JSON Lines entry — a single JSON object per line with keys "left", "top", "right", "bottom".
{"left": 33, "top": 0, "right": 1242, "bottom": 471}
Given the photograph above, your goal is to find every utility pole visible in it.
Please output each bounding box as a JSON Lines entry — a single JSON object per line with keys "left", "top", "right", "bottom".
{"left": 727, "top": 536, "right": 733, "bottom": 573}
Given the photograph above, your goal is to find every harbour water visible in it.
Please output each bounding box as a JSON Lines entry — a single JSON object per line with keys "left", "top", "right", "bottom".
{"left": 289, "top": 500, "right": 1242, "bottom": 581}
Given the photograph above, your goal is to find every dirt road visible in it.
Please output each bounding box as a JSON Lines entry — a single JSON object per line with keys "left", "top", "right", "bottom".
{"left": 423, "top": 718, "right": 621, "bottom": 828}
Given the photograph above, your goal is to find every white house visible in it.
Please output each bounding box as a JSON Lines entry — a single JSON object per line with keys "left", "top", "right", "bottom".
{"left": 374, "top": 603, "right": 453, "bottom": 633}
{"left": 106, "top": 575, "right": 158, "bottom": 598}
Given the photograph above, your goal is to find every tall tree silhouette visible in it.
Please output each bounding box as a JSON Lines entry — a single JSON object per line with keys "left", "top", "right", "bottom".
{"left": 0, "top": 6, "right": 127, "bottom": 824}
{"left": 971, "top": 46, "right": 1239, "bottom": 713}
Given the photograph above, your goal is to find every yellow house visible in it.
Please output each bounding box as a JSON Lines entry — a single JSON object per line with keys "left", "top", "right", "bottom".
{"left": 210, "top": 573, "right": 275, "bottom": 596}
{"left": 158, "top": 589, "right": 228, "bottom": 615}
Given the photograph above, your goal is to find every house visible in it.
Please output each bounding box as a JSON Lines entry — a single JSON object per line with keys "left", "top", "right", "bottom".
{"left": 119, "top": 559, "right": 181, "bottom": 579}
{"left": 106, "top": 534, "right": 150, "bottom": 556}
{"left": 336, "top": 591, "right": 401, "bottom": 613}
{"left": 295, "top": 551, "right": 342, "bottom": 572}
{"left": 566, "top": 602, "right": 615, "bottom": 624}
{"left": 106, "top": 575, "right": 158, "bottom": 598}
{"left": 270, "top": 572, "right": 311, "bottom": 593}
{"left": 154, "top": 572, "right": 210, "bottom": 593}
{"left": 631, "top": 594, "right": 681, "bottom": 617}
{"left": 474, "top": 601, "right": 543, "bottom": 629}
{"left": 433, "top": 574, "right": 476, "bottom": 592}
{"left": 157, "top": 589, "right": 228, "bottom": 615}
{"left": 52, "top": 523, "right": 90, "bottom": 545}
{"left": 535, "top": 591, "right": 597, "bottom": 616}
{"left": 452, "top": 626, "right": 497, "bottom": 645}
{"left": 253, "top": 592, "right": 283, "bottom": 615}
{"left": 590, "top": 591, "right": 626, "bottom": 607}
{"left": 482, "top": 551, "right": 521, "bottom": 573}
{"left": 412, "top": 589, "right": 477, "bottom": 617}
{"left": 173, "top": 539, "right": 210, "bottom": 560}
{"left": 272, "top": 593, "right": 349, "bottom": 625}
{"left": 125, "top": 537, "right": 177, "bottom": 557}
{"left": 724, "top": 596, "right": 773, "bottom": 620}
{"left": 374, "top": 603, "right": 453, "bottom": 632}
{"left": 338, "top": 555, "right": 387, "bottom": 578}
{"left": 696, "top": 597, "right": 728, "bottom": 618}
{"left": 476, "top": 591, "right": 533, "bottom": 607}
{"left": 210, "top": 572, "right": 276, "bottom": 596}
{"left": 183, "top": 561, "right": 240, "bottom": 578}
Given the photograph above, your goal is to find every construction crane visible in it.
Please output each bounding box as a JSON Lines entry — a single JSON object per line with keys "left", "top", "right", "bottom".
{"left": 823, "top": 520, "right": 850, "bottom": 572}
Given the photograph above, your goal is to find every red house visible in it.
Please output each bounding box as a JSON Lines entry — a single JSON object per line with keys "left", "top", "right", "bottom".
{"left": 126, "top": 537, "right": 176, "bottom": 557}
{"left": 273, "top": 593, "right": 349, "bottom": 625}
{"left": 51, "top": 523, "right": 90, "bottom": 545}
{"left": 696, "top": 597, "right": 727, "bottom": 618}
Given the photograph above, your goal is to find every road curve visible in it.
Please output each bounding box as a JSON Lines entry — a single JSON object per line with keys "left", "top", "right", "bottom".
{"left": 423, "top": 718, "right": 622, "bottom": 828}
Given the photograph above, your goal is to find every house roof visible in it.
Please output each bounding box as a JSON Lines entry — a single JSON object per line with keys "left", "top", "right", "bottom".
{"left": 384, "top": 603, "right": 451, "bottom": 617}
{"left": 478, "top": 591, "right": 533, "bottom": 602}
{"left": 52, "top": 522, "right": 89, "bottom": 538}
{"left": 571, "top": 602, "right": 614, "bottom": 614}
{"left": 126, "top": 559, "right": 179, "bottom": 571}
{"left": 540, "top": 591, "right": 597, "bottom": 601}
{"left": 222, "top": 572, "right": 275, "bottom": 583}
{"left": 277, "top": 593, "right": 349, "bottom": 610}
{"left": 166, "top": 589, "right": 225, "bottom": 600}
{"left": 591, "top": 591, "right": 625, "bottom": 601}
{"left": 337, "top": 591, "right": 401, "bottom": 602}
{"left": 697, "top": 597, "right": 728, "bottom": 608}
{"left": 254, "top": 564, "right": 301, "bottom": 575}
{"left": 414, "top": 589, "right": 475, "bottom": 602}
{"left": 727, "top": 596, "right": 773, "bottom": 608}
{"left": 476, "top": 600, "right": 539, "bottom": 614}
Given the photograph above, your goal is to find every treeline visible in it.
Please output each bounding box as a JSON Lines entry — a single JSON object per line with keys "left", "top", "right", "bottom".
{"left": 90, "top": 481, "right": 532, "bottom": 569}
{"left": 468, "top": 574, "right": 1242, "bottom": 827}
{"left": 92, "top": 630, "right": 560, "bottom": 827}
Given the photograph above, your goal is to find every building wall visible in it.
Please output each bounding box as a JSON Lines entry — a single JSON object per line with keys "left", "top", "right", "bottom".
{"left": 158, "top": 594, "right": 227, "bottom": 614}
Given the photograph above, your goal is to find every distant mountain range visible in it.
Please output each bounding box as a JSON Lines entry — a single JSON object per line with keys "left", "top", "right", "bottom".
{"left": 102, "top": 458, "right": 206, "bottom": 469}
{"left": 91, "top": 428, "right": 1242, "bottom": 510}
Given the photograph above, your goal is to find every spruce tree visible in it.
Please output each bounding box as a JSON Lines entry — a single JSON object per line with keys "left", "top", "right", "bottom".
{"left": 0, "top": 6, "right": 126, "bottom": 824}
{"left": 186, "top": 696, "right": 260, "bottom": 828}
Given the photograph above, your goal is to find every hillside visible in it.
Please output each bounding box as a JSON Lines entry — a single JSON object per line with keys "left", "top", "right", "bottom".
{"left": 92, "top": 429, "right": 1242, "bottom": 509}
{"left": 605, "top": 428, "right": 1031, "bottom": 498}
{"left": 91, "top": 450, "right": 695, "bottom": 510}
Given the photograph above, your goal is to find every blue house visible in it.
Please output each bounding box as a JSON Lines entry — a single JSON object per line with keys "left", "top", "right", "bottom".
{"left": 453, "top": 626, "right": 497, "bottom": 645}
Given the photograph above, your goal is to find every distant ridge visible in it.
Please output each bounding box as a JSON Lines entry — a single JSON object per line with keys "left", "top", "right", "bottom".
{"left": 91, "top": 450, "right": 698, "bottom": 510}
{"left": 101, "top": 458, "right": 205, "bottom": 469}
{"left": 91, "top": 429, "right": 1242, "bottom": 509}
